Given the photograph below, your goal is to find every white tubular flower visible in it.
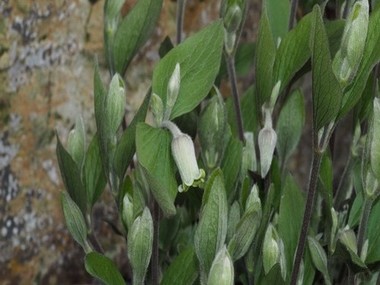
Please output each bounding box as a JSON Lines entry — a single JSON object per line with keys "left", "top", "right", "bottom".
{"left": 162, "top": 120, "right": 205, "bottom": 192}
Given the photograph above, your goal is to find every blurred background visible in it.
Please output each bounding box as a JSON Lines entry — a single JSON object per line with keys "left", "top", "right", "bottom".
{"left": 0, "top": 0, "right": 261, "bottom": 284}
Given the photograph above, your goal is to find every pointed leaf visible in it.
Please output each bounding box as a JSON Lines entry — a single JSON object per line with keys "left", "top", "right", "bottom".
{"left": 153, "top": 21, "right": 224, "bottom": 119}
{"left": 161, "top": 247, "right": 199, "bottom": 285}
{"left": 85, "top": 252, "right": 125, "bottom": 285}
{"left": 310, "top": 5, "right": 343, "bottom": 131}
{"left": 56, "top": 134, "right": 86, "bottom": 214}
{"left": 276, "top": 89, "right": 305, "bottom": 165}
{"left": 194, "top": 169, "right": 228, "bottom": 282}
{"left": 61, "top": 192, "right": 88, "bottom": 250}
{"left": 113, "top": 0, "right": 163, "bottom": 75}
{"left": 136, "top": 123, "right": 177, "bottom": 216}
{"left": 307, "top": 236, "right": 331, "bottom": 285}
{"left": 84, "top": 134, "right": 106, "bottom": 207}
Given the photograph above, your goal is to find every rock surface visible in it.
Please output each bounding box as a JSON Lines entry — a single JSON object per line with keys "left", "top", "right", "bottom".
{"left": 0, "top": 0, "right": 259, "bottom": 283}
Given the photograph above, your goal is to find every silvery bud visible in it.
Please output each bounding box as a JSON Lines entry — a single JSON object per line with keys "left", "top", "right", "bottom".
{"left": 199, "top": 88, "right": 227, "bottom": 170}
{"left": 258, "top": 108, "right": 277, "bottom": 178}
{"left": 104, "top": 0, "right": 124, "bottom": 34}
{"left": 241, "top": 132, "right": 257, "bottom": 175}
{"left": 67, "top": 116, "right": 86, "bottom": 167}
{"left": 106, "top": 74, "right": 126, "bottom": 134}
{"left": 121, "top": 194, "right": 134, "bottom": 231}
{"left": 164, "top": 63, "right": 181, "bottom": 120}
{"left": 339, "top": 227, "right": 358, "bottom": 254}
{"left": 263, "top": 224, "right": 279, "bottom": 274}
{"left": 207, "top": 246, "right": 234, "bottom": 285}
{"left": 330, "top": 208, "right": 338, "bottom": 253}
{"left": 151, "top": 93, "right": 164, "bottom": 126}
{"left": 245, "top": 184, "right": 261, "bottom": 212}
{"left": 127, "top": 207, "right": 153, "bottom": 285}
{"left": 223, "top": 4, "right": 242, "bottom": 33}
{"left": 162, "top": 120, "right": 205, "bottom": 192}
{"left": 333, "top": 0, "right": 369, "bottom": 85}
{"left": 370, "top": 97, "right": 380, "bottom": 180}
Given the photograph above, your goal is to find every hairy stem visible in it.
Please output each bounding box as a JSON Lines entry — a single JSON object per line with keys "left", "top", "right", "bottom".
{"left": 176, "top": 0, "right": 187, "bottom": 44}
{"left": 290, "top": 150, "right": 323, "bottom": 285}
{"left": 357, "top": 196, "right": 373, "bottom": 255}
{"left": 226, "top": 55, "right": 245, "bottom": 142}
{"left": 289, "top": 0, "right": 299, "bottom": 29}
{"left": 151, "top": 200, "right": 160, "bottom": 285}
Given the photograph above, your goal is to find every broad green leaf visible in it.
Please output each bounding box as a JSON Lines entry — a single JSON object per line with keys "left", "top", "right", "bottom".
{"left": 278, "top": 175, "right": 304, "bottom": 282}
{"left": 221, "top": 136, "right": 243, "bottom": 200}
{"left": 339, "top": 4, "right": 380, "bottom": 118}
{"left": 113, "top": 0, "right": 163, "bottom": 75}
{"left": 310, "top": 6, "right": 343, "bottom": 131}
{"left": 366, "top": 198, "right": 380, "bottom": 263}
{"left": 226, "top": 201, "right": 241, "bottom": 243}
{"left": 85, "top": 252, "right": 125, "bottom": 285}
{"left": 152, "top": 21, "right": 224, "bottom": 119}
{"left": 264, "top": 0, "right": 289, "bottom": 41}
{"left": 113, "top": 89, "right": 152, "bottom": 180}
{"left": 273, "top": 13, "right": 312, "bottom": 93}
{"left": 56, "top": 134, "right": 86, "bottom": 214}
{"left": 348, "top": 194, "right": 363, "bottom": 228}
{"left": 61, "top": 192, "right": 88, "bottom": 251}
{"left": 276, "top": 89, "right": 305, "bottom": 166}
{"left": 136, "top": 123, "right": 177, "bottom": 216}
{"left": 307, "top": 236, "right": 331, "bottom": 285}
{"left": 128, "top": 207, "right": 153, "bottom": 285}
{"left": 255, "top": 6, "right": 276, "bottom": 108}
{"left": 194, "top": 169, "right": 228, "bottom": 283}
{"left": 207, "top": 246, "right": 234, "bottom": 285}
{"left": 84, "top": 134, "right": 106, "bottom": 207}
{"left": 161, "top": 247, "right": 199, "bottom": 285}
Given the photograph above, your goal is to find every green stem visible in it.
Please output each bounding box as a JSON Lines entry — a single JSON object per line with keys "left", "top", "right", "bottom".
{"left": 357, "top": 196, "right": 373, "bottom": 255}
{"left": 176, "top": 0, "right": 187, "bottom": 44}
{"left": 226, "top": 55, "right": 245, "bottom": 142}
{"left": 290, "top": 150, "right": 323, "bottom": 285}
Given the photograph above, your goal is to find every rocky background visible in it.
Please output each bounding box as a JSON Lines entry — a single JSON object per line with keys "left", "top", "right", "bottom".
{"left": 0, "top": 0, "right": 260, "bottom": 284}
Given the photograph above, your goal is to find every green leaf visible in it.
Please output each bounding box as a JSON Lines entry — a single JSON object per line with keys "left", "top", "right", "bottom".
{"left": 136, "top": 123, "right": 177, "bottom": 216}
{"left": 255, "top": 6, "right": 276, "bottom": 108}
{"left": 371, "top": 98, "right": 380, "bottom": 179}
{"left": 114, "top": 89, "right": 152, "bottom": 180}
{"left": 84, "top": 134, "right": 106, "bottom": 207}
{"left": 307, "top": 236, "right": 331, "bottom": 285}
{"left": 152, "top": 21, "right": 224, "bottom": 119}
{"left": 56, "top": 134, "right": 86, "bottom": 214}
{"left": 278, "top": 175, "right": 305, "bottom": 282}
{"left": 226, "top": 201, "right": 241, "bottom": 243}
{"left": 161, "top": 247, "right": 199, "bottom": 285}
{"left": 221, "top": 136, "right": 243, "bottom": 200}
{"left": 61, "top": 192, "right": 88, "bottom": 251}
{"left": 339, "top": 4, "right": 380, "bottom": 118}
{"left": 113, "top": 0, "right": 163, "bottom": 75}
{"left": 366, "top": 199, "right": 380, "bottom": 263}
{"left": 85, "top": 252, "right": 125, "bottom": 285}
{"left": 264, "top": 0, "right": 290, "bottom": 41}
{"left": 194, "top": 169, "right": 228, "bottom": 283}
{"left": 273, "top": 13, "right": 312, "bottom": 93}
{"left": 276, "top": 89, "right": 305, "bottom": 166}
{"left": 127, "top": 207, "right": 153, "bottom": 285}
{"left": 310, "top": 5, "right": 343, "bottom": 131}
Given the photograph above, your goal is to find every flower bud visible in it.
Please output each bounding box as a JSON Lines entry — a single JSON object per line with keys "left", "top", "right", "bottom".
{"left": 106, "top": 73, "right": 126, "bottom": 134}
{"left": 207, "top": 246, "right": 234, "bottom": 285}
{"left": 308, "top": 236, "right": 330, "bottom": 284}
{"left": 245, "top": 184, "right": 261, "bottom": 212}
{"left": 151, "top": 93, "right": 164, "bottom": 126}
{"left": 333, "top": 0, "right": 369, "bottom": 85}
{"left": 223, "top": 4, "right": 242, "bottom": 33}
{"left": 121, "top": 194, "right": 134, "bottom": 230}
{"left": 164, "top": 63, "right": 181, "bottom": 120}
{"left": 67, "top": 116, "right": 86, "bottom": 167}
{"left": 162, "top": 120, "right": 205, "bottom": 192}
{"left": 241, "top": 132, "right": 257, "bottom": 174}
{"left": 258, "top": 108, "right": 277, "bottom": 178}
{"left": 224, "top": 30, "right": 237, "bottom": 55}
{"left": 269, "top": 81, "right": 282, "bottom": 110}
{"left": 127, "top": 207, "right": 153, "bottom": 285}
{"left": 370, "top": 97, "right": 380, "bottom": 180}
{"left": 263, "top": 224, "right": 279, "bottom": 274}
{"left": 339, "top": 227, "right": 358, "bottom": 254}
{"left": 199, "top": 89, "right": 227, "bottom": 170}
